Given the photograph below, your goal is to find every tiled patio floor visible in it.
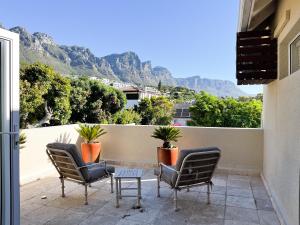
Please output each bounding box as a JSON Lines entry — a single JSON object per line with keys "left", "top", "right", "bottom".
{"left": 21, "top": 169, "right": 281, "bottom": 225}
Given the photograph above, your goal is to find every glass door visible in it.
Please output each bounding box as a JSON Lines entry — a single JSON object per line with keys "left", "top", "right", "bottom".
{"left": 0, "top": 28, "right": 20, "bottom": 225}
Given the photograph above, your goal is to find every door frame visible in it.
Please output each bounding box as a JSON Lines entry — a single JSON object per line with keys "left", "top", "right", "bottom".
{"left": 0, "top": 27, "right": 20, "bottom": 225}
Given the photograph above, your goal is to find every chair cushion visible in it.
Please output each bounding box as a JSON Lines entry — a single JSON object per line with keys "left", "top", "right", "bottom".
{"left": 46, "top": 142, "right": 89, "bottom": 180}
{"left": 87, "top": 163, "right": 115, "bottom": 174}
{"left": 154, "top": 165, "right": 178, "bottom": 187}
{"left": 47, "top": 143, "right": 84, "bottom": 167}
{"left": 87, "top": 166, "right": 107, "bottom": 182}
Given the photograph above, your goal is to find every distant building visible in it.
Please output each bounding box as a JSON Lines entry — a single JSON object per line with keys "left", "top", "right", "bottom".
{"left": 121, "top": 86, "right": 161, "bottom": 108}
{"left": 90, "top": 76, "right": 99, "bottom": 80}
{"left": 173, "top": 103, "right": 192, "bottom": 126}
{"left": 100, "top": 78, "right": 110, "bottom": 85}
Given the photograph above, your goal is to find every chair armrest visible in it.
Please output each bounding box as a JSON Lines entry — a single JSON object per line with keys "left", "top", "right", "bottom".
{"left": 160, "top": 163, "right": 177, "bottom": 172}
{"left": 97, "top": 160, "right": 106, "bottom": 167}
{"left": 159, "top": 163, "right": 180, "bottom": 177}
{"left": 78, "top": 160, "right": 107, "bottom": 170}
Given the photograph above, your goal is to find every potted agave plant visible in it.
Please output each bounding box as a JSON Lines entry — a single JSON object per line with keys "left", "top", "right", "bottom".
{"left": 76, "top": 124, "right": 107, "bottom": 163}
{"left": 151, "top": 126, "right": 182, "bottom": 166}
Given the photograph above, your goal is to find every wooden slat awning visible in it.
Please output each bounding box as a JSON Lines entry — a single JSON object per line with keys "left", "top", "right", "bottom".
{"left": 236, "top": 30, "right": 277, "bottom": 85}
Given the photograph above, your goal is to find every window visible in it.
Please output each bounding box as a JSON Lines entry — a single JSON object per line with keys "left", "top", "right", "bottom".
{"left": 290, "top": 34, "right": 300, "bottom": 74}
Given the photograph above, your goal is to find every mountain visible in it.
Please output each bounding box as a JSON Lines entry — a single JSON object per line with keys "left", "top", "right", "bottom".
{"left": 175, "top": 76, "right": 246, "bottom": 97}
{"left": 8, "top": 25, "right": 247, "bottom": 97}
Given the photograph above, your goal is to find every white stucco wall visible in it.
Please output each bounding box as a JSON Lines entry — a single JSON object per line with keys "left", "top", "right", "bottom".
{"left": 20, "top": 125, "right": 263, "bottom": 185}
{"left": 263, "top": 2, "right": 300, "bottom": 224}
{"left": 20, "top": 125, "right": 80, "bottom": 184}
{"left": 263, "top": 70, "right": 300, "bottom": 225}
{"left": 263, "top": 71, "right": 300, "bottom": 225}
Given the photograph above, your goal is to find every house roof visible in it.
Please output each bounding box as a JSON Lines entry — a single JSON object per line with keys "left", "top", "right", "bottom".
{"left": 120, "top": 86, "right": 141, "bottom": 93}
{"left": 238, "top": 0, "right": 276, "bottom": 32}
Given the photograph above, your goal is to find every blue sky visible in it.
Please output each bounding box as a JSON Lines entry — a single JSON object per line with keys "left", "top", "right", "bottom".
{"left": 1, "top": 0, "right": 262, "bottom": 94}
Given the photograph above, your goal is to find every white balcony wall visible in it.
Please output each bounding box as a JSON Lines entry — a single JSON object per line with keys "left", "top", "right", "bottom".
{"left": 262, "top": 2, "right": 300, "bottom": 224}
{"left": 263, "top": 70, "right": 300, "bottom": 225}
{"left": 20, "top": 125, "right": 263, "bottom": 185}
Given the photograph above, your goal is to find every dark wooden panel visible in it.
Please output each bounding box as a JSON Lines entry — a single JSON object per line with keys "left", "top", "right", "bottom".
{"left": 237, "top": 79, "right": 275, "bottom": 85}
{"left": 237, "top": 37, "right": 272, "bottom": 46}
{"left": 237, "top": 55, "right": 277, "bottom": 63}
{"left": 236, "top": 30, "right": 277, "bottom": 85}
{"left": 237, "top": 63, "right": 277, "bottom": 70}
{"left": 237, "top": 73, "right": 277, "bottom": 80}
{"left": 237, "top": 46, "right": 277, "bottom": 54}
{"left": 237, "top": 30, "right": 271, "bottom": 38}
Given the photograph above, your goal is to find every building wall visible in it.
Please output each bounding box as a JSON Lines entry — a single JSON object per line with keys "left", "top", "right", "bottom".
{"left": 125, "top": 99, "right": 139, "bottom": 108}
{"left": 20, "top": 125, "right": 263, "bottom": 185}
{"left": 263, "top": 1, "right": 300, "bottom": 225}
{"left": 173, "top": 118, "right": 189, "bottom": 126}
{"left": 20, "top": 125, "right": 80, "bottom": 185}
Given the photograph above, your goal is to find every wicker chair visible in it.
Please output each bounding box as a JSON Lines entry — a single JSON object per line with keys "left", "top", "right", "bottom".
{"left": 46, "top": 142, "right": 114, "bottom": 205}
{"left": 154, "top": 147, "right": 221, "bottom": 211}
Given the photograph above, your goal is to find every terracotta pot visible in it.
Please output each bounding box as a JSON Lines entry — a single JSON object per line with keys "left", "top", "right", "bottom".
{"left": 157, "top": 147, "right": 179, "bottom": 166}
{"left": 81, "top": 143, "right": 101, "bottom": 163}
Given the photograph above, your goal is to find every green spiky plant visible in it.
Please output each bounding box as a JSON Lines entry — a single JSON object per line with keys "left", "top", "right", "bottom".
{"left": 76, "top": 124, "right": 107, "bottom": 143}
{"left": 19, "top": 132, "right": 27, "bottom": 149}
{"left": 151, "top": 126, "right": 182, "bottom": 148}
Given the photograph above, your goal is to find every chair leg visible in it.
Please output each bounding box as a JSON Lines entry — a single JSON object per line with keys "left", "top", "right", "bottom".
{"left": 174, "top": 189, "right": 178, "bottom": 211}
{"left": 84, "top": 184, "right": 88, "bottom": 205}
{"left": 110, "top": 174, "right": 114, "bottom": 193}
{"left": 157, "top": 176, "right": 160, "bottom": 197}
{"left": 207, "top": 183, "right": 210, "bottom": 204}
{"left": 60, "top": 177, "right": 65, "bottom": 198}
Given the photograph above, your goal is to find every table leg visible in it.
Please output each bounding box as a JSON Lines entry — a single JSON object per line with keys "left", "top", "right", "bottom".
{"left": 137, "top": 178, "right": 141, "bottom": 207}
{"left": 119, "top": 179, "right": 122, "bottom": 199}
{"left": 115, "top": 178, "right": 119, "bottom": 208}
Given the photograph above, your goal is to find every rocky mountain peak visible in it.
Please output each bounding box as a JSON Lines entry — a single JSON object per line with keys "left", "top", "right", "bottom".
{"left": 33, "top": 32, "right": 55, "bottom": 45}
{"left": 8, "top": 24, "right": 248, "bottom": 97}
{"left": 10, "top": 26, "right": 33, "bottom": 48}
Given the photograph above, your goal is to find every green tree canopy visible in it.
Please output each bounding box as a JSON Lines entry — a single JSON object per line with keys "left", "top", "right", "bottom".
{"left": 160, "top": 86, "right": 196, "bottom": 103}
{"left": 135, "top": 96, "right": 174, "bottom": 125}
{"left": 113, "top": 109, "right": 141, "bottom": 124}
{"left": 189, "top": 91, "right": 224, "bottom": 127}
{"left": 189, "top": 91, "right": 262, "bottom": 128}
{"left": 20, "top": 63, "right": 71, "bottom": 128}
{"left": 70, "top": 77, "right": 126, "bottom": 124}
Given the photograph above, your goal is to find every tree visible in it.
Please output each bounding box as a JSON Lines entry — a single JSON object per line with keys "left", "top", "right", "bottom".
{"left": 160, "top": 86, "right": 196, "bottom": 103}
{"left": 238, "top": 93, "right": 263, "bottom": 102}
{"left": 158, "top": 80, "right": 162, "bottom": 91}
{"left": 189, "top": 91, "right": 262, "bottom": 128}
{"left": 113, "top": 109, "right": 141, "bottom": 124}
{"left": 134, "top": 98, "right": 153, "bottom": 125}
{"left": 20, "top": 63, "right": 71, "bottom": 128}
{"left": 69, "top": 76, "right": 91, "bottom": 122}
{"left": 135, "top": 96, "right": 174, "bottom": 125}
{"left": 189, "top": 91, "right": 224, "bottom": 127}
{"left": 20, "top": 63, "right": 127, "bottom": 127}
{"left": 69, "top": 77, "right": 127, "bottom": 124}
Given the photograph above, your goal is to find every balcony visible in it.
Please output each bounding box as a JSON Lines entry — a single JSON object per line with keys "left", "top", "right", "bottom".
{"left": 20, "top": 125, "right": 280, "bottom": 225}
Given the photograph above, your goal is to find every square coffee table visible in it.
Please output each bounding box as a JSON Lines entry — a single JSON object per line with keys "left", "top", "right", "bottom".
{"left": 114, "top": 168, "right": 143, "bottom": 208}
